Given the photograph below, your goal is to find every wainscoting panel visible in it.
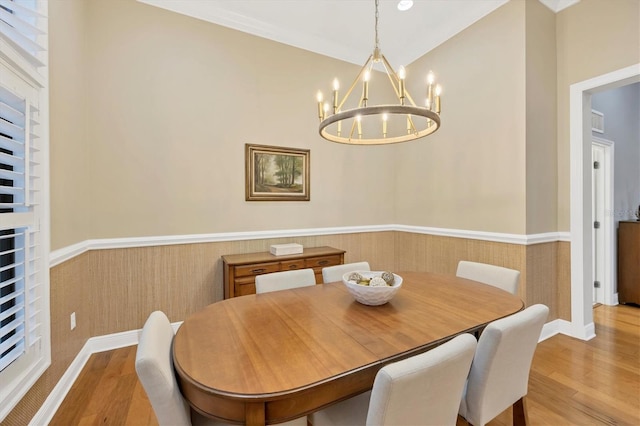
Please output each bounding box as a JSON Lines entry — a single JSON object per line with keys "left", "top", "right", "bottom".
{"left": 5, "top": 254, "right": 92, "bottom": 425}
{"left": 82, "top": 232, "right": 397, "bottom": 338}
{"left": 557, "top": 241, "right": 572, "bottom": 321}
{"left": 525, "top": 242, "right": 559, "bottom": 317}
{"left": 393, "top": 231, "right": 527, "bottom": 294}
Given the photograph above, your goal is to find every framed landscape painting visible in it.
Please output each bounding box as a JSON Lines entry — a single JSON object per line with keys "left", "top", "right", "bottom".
{"left": 245, "top": 144, "right": 310, "bottom": 201}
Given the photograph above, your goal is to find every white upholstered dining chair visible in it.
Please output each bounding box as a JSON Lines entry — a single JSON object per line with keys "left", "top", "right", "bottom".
{"left": 458, "top": 304, "right": 549, "bottom": 426}
{"left": 456, "top": 261, "right": 520, "bottom": 295}
{"left": 136, "top": 311, "right": 308, "bottom": 426}
{"left": 135, "top": 311, "right": 225, "bottom": 426}
{"left": 310, "top": 333, "right": 477, "bottom": 426}
{"left": 321, "top": 261, "right": 370, "bottom": 283}
{"left": 254, "top": 268, "right": 316, "bottom": 294}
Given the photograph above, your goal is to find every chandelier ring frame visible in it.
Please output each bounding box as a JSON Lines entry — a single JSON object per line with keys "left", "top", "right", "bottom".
{"left": 319, "top": 104, "right": 441, "bottom": 145}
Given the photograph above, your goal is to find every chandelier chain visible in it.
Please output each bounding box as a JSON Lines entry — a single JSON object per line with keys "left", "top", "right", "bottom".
{"left": 374, "top": 0, "right": 380, "bottom": 51}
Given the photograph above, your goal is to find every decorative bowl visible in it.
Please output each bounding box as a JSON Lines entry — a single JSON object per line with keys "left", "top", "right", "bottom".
{"left": 342, "top": 271, "right": 403, "bottom": 306}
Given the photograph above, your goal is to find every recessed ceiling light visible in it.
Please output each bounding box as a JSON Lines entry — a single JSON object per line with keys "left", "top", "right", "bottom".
{"left": 397, "top": 0, "right": 414, "bottom": 11}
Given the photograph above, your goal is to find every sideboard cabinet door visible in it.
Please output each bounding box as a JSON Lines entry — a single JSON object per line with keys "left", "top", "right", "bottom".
{"left": 618, "top": 221, "right": 640, "bottom": 305}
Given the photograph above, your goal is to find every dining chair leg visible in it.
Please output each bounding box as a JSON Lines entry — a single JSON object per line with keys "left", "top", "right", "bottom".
{"left": 512, "top": 397, "right": 529, "bottom": 426}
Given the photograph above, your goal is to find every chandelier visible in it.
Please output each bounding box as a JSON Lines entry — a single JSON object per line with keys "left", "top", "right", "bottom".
{"left": 316, "top": 0, "right": 441, "bottom": 145}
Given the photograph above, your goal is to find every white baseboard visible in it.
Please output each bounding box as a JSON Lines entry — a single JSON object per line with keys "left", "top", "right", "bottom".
{"left": 29, "top": 321, "right": 182, "bottom": 426}
{"left": 29, "top": 342, "right": 92, "bottom": 426}
{"left": 539, "top": 318, "right": 597, "bottom": 342}
{"left": 539, "top": 318, "right": 572, "bottom": 341}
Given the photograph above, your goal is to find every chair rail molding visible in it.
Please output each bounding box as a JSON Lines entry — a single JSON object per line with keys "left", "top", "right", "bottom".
{"left": 50, "top": 225, "right": 571, "bottom": 267}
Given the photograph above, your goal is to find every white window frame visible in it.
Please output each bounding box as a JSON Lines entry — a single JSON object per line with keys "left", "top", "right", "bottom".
{"left": 0, "top": 0, "right": 50, "bottom": 421}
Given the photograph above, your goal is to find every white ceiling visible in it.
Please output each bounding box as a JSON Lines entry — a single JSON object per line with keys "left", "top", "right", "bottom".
{"left": 138, "top": 0, "right": 579, "bottom": 67}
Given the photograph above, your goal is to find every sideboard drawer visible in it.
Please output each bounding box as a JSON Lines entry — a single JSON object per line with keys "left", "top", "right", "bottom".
{"left": 281, "top": 260, "right": 305, "bottom": 270}
{"left": 235, "top": 262, "right": 281, "bottom": 277}
{"left": 306, "top": 256, "right": 342, "bottom": 269}
{"left": 236, "top": 282, "right": 257, "bottom": 296}
{"left": 222, "top": 246, "right": 346, "bottom": 299}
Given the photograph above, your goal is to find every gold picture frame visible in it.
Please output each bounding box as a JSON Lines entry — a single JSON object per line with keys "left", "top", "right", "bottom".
{"left": 245, "top": 144, "right": 310, "bottom": 201}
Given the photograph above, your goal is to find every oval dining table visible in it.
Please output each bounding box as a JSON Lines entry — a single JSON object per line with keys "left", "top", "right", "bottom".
{"left": 173, "top": 271, "right": 524, "bottom": 426}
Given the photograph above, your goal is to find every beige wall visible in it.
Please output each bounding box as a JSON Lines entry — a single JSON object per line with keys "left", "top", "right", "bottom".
{"left": 47, "top": 0, "right": 640, "bottom": 248}
{"left": 556, "top": 0, "right": 640, "bottom": 230}
{"left": 48, "top": 0, "right": 398, "bottom": 250}
{"left": 398, "top": 1, "right": 527, "bottom": 234}
{"left": 49, "top": 0, "right": 91, "bottom": 249}
{"left": 525, "top": 0, "right": 558, "bottom": 234}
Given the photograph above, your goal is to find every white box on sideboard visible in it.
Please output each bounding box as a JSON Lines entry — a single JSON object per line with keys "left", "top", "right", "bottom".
{"left": 270, "top": 243, "right": 303, "bottom": 256}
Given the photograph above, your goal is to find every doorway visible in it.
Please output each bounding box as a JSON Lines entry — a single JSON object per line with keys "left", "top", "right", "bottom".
{"left": 570, "top": 63, "right": 640, "bottom": 340}
{"left": 591, "top": 137, "right": 614, "bottom": 306}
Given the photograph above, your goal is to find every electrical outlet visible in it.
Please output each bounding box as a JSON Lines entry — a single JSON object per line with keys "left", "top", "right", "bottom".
{"left": 70, "top": 312, "right": 76, "bottom": 330}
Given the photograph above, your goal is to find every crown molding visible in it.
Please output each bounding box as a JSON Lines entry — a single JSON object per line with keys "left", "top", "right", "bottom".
{"left": 538, "top": 0, "right": 581, "bottom": 13}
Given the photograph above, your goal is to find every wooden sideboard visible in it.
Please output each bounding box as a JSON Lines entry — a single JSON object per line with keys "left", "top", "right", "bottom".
{"left": 618, "top": 221, "right": 640, "bottom": 305}
{"left": 222, "top": 246, "right": 345, "bottom": 298}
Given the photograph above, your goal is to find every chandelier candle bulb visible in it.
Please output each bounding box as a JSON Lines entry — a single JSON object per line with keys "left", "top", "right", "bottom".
{"left": 398, "top": 66, "right": 406, "bottom": 104}
{"left": 332, "top": 78, "right": 339, "bottom": 113}
{"left": 427, "top": 71, "right": 435, "bottom": 110}
{"left": 363, "top": 71, "right": 370, "bottom": 106}
{"left": 435, "top": 85, "right": 442, "bottom": 114}
{"left": 317, "top": 91, "right": 324, "bottom": 120}
{"left": 383, "top": 113, "right": 388, "bottom": 137}
{"left": 357, "top": 115, "right": 362, "bottom": 138}
{"left": 427, "top": 70, "right": 435, "bottom": 85}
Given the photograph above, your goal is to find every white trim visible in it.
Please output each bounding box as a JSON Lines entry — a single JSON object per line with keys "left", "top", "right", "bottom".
{"left": 591, "top": 136, "right": 616, "bottom": 306}
{"left": 538, "top": 318, "right": 590, "bottom": 341}
{"left": 540, "top": 318, "right": 569, "bottom": 341}
{"left": 569, "top": 63, "right": 640, "bottom": 341}
{"left": 538, "top": 0, "right": 580, "bottom": 13}
{"left": 49, "top": 240, "right": 89, "bottom": 267}
{"left": 49, "top": 226, "right": 572, "bottom": 266}
{"left": 28, "top": 343, "right": 91, "bottom": 426}
{"left": 136, "top": 0, "right": 508, "bottom": 67}
{"left": 30, "top": 321, "right": 183, "bottom": 426}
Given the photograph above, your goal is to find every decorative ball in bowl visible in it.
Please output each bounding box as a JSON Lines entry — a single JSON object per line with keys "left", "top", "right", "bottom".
{"left": 342, "top": 271, "right": 403, "bottom": 306}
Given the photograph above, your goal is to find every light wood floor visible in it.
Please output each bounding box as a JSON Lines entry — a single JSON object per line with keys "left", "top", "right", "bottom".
{"left": 50, "top": 304, "right": 640, "bottom": 426}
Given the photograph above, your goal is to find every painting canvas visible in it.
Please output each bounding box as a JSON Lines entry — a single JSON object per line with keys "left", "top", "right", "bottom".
{"left": 245, "top": 144, "right": 310, "bottom": 201}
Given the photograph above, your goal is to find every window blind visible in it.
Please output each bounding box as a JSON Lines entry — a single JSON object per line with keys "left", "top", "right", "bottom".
{"left": 0, "top": 76, "right": 42, "bottom": 374}
{"left": 0, "top": 0, "right": 47, "bottom": 87}
{"left": 0, "top": 0, "right": 48, "bottom": 411}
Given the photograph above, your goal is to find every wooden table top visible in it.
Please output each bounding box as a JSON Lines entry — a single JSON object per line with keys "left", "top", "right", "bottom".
{"left": 173, "top": 271, "right": 524, "bottom": 425}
